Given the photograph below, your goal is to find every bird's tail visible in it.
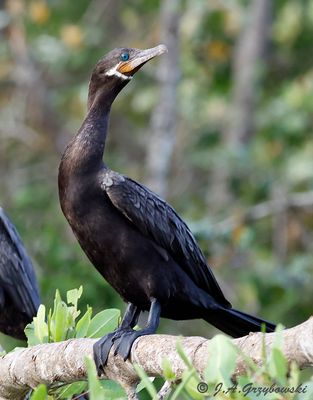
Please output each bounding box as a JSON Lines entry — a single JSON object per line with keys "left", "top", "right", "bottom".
{"left": 204, "top": 306, "right": 276, "bottom": 338}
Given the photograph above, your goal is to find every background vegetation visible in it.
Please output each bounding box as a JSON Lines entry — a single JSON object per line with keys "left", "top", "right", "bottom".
{"left": 0, "top": 0, "right": 313, "bottom": 351}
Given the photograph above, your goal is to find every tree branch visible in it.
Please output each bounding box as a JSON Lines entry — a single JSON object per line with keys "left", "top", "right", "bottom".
{"left": 1, "top": 318, "right": 313, "bottom": 399}
{"left": 214, "top": 190, "right": 313, "bottom": 235}
{"left": 225, "top": 0, "right": 272, "bottom": 146}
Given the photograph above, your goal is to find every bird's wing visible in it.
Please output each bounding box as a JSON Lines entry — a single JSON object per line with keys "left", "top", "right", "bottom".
{"left": 100, "top": 171, "right": 230, "bottom": 307}
{"left": 0, "top": 208, "right": 41, "bottom": 318}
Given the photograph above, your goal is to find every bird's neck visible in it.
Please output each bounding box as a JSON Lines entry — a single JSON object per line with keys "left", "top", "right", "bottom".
{"left": 61, "top": 87, "right": 118, "bottom": 175}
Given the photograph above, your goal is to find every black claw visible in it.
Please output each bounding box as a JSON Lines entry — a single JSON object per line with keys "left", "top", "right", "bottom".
{"left": 113, "top": 330, "right": 140, "bottom": 361}
{"left": 93, "top": 331, "right": 120, "bottom": 374}
{"left": 94, "top": 322, "right": 155, "bottom": 370}
{"left": 93, "top": 327, "right": 134, "bottom": 373}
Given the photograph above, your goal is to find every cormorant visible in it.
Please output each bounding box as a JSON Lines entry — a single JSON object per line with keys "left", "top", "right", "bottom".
{"left": 58, "top": 45, "right": 275, "bottom": 372}
{"left": 0, "top": 207, "right": 40, "bottom": 340}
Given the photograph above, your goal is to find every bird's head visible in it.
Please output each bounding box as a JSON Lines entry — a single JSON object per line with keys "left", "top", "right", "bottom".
{"left": 88, "top": 44, "right": 168, "bottom": 109}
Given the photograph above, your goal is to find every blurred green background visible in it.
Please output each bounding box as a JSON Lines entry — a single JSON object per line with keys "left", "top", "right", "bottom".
{"left": 0, "top": 0, "right": 313, "bottom": 348}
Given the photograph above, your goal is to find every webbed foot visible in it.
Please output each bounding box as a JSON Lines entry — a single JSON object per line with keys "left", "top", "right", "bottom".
{"left": 93, "top": 299, "right": 160, "bottom": 373}
{"left": 93, "top": 327, "right": 130, "bottom": 374}
{"left": 93, "top": 303, "right": 141, "bottom": 374}
{"left": 113, "top": 329, "right": 145, "bottom": 361}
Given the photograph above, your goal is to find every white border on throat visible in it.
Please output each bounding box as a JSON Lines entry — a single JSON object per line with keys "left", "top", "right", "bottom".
{"left": 105, "top": 64, "right": 133, "bottom": 81}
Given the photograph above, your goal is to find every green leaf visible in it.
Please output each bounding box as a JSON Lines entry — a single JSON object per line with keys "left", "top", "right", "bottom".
{"left": 183, "top": 371, "right": 205, "bottom": 400}
{"left": 100, "top": 380, "right": 126, "bottom": 399}
{"left": 171, "top": 369, "right": 195, "bottom": 400}
{"left": 288, "top": 361, "right": 299, "bottom": 388}
{"left": 136, "top": 376, "right": 157, "bottom": 394}
{"left": 50, "top": 290, "right": 62, "bottom": 333}
{"left": 176, "top": 338, "right": 193, "bottom": 369}
{"left": 30, "top": 384, "right": 48, "bottom": 400}
{"left": 50, "top": 301, "right": 68, "bottom": 342}
{"left": 273, "top": 324, "right": 285, "bottom": 348}
{"left": 53, "top": 290, "right": 62, "bottom": 311}
{"left": 204, "top": 335, "right": 237, "bottom": 385}
{"left": 67, "top": 286, "right": 83, "bottom": 308}
{"left": 66, "top": 287, "right": 83, "bottom": 324}
{"left": 268, "top": 347, "right": 288, "bottom": 383}
{"left": 172, "top": 340, "right": 202, "bottom": 400}
{"left": 162, "top": 357, "right": 176, "bottom": 381}
{"left": 76, "top": 306, "right": 92, "bottom": 338}
{"left": 133, "top": 363, "right": 158, "bottom": 398}
{"left": 87, "top": 309, "right": 120, "bottom": 338}
{"left": 55, "top": 381, "right": 87, "bottom": 399}
{"left": 25, "top": 321, "right": 37, "bottom": 346}
{"left": 85, "top": 356, "right": 105, "bottom": 400}
{"left": 33, "top": 305, "right": 48, "bottom": 344}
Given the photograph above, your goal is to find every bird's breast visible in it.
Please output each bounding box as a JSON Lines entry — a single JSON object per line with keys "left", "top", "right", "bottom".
{"left": 58, "top": 175, "right": 188, "bottom": 309}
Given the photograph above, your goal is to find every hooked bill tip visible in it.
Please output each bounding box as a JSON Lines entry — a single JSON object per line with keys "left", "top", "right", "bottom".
{"left": 155, "top": 44, "right": 168, "bottom": 55}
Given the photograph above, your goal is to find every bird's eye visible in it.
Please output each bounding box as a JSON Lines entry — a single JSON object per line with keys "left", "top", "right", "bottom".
{"left": 120, "top": 52, "right": 129, "bottom": 62}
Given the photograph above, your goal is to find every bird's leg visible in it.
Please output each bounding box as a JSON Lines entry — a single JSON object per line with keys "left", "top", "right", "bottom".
{"left": 119, "top": 303, "right": 141, "bottom": 330}
{"left": 113, "top": 298, "right": 161, "bottom": 361}
{"left": 93, "top": 302, "right": 140, "bottom": 373}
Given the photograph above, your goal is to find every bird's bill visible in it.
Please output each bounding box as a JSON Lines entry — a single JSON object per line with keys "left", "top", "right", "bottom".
{"left": 118, "top": 44, "right": 168, "bottom": 76}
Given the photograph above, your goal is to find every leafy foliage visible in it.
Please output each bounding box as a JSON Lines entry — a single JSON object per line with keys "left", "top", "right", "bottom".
{"left": 130, "top": 333, "right": 313, "bottom": 400}
{"left": 25, "top": 286, "right": 120, "bottom": 346}
{"left": 26, "top": 287, "right": 121, "bottom": 399}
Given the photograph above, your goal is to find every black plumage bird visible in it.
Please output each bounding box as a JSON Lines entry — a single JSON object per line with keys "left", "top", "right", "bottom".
{"left": 0, "top": 207, "right": 40, "bottom": 340}
{"left": 58, "top": 45, "right": 275, "bottom": 371}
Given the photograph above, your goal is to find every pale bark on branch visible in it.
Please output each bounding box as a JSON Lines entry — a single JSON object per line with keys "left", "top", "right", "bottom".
{"left": 1, "top": 318, "right": 313, "bottom": 399}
